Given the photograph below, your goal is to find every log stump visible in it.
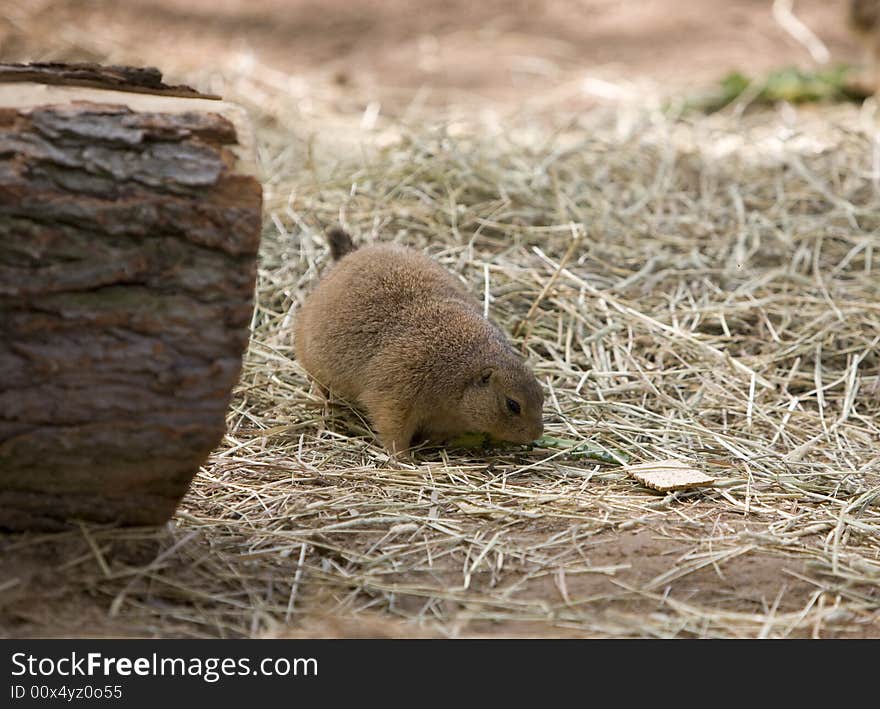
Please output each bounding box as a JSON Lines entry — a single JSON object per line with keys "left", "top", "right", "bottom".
{"left": 0, "top": 64, "right": 263, "bottom": 530}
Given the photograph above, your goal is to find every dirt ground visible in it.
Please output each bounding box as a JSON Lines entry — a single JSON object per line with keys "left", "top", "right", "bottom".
{"left": 1, "top": 1, "right": 879, "bottom": 639}
{"left": 1, "top": 520, "right": 856, "bottom": 639}
{"left": 2, "top": 0, "right": 866, "bottom": 106}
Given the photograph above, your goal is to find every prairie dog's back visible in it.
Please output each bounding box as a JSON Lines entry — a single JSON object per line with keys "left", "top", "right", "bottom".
{"left": 333, "top": 244, "right": 477, "bottom": 324}
{"left": 294, "top": 244, "right": 481, "bottom": 399}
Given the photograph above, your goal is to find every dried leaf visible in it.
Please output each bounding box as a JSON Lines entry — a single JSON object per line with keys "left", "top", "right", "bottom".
{"left": 625, "top": 458, "right": 716, "bottom": 492}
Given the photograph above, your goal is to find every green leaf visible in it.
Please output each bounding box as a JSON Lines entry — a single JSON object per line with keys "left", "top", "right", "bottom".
{"left": 530, "top": 435, "right": 629, "bottom": 465}
{"left": 681, "top": 64, "right": 868, "bottom": 115}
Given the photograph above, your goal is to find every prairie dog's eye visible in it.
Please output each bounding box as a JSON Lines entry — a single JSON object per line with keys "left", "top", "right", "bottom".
{"left": 506, "top": 398, "right": 521, "bottom": 415}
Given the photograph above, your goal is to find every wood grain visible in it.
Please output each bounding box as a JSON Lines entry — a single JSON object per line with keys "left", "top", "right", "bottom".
{"left": 0, "top": 67, "right": 261, "bottom": 530}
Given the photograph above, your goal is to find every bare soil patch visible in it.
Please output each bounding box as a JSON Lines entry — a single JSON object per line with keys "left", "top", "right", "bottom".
{"left": 3, "top": 1, "right": 865, "bottom": 106}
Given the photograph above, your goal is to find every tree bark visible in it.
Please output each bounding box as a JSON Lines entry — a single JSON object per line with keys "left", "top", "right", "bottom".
{"left": 0, "top": 62, "right": 219, "bottom": 99}
{"left": 0, "top": 64, "right": 262, "bottom": 531}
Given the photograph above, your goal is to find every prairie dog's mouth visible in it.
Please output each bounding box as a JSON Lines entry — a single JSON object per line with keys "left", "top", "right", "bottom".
{"left": 501, "top": 426, "right": 543, "bottom": 445}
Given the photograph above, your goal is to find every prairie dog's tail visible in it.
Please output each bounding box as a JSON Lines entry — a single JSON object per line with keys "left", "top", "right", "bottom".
{"left": 327, "top": 227, "right": 356, "bottom": 261}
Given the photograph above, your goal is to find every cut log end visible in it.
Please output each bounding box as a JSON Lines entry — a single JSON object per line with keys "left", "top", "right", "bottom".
{"left": 0, "top": 62, "right": 220, "bottom": 99}
{"left": 0, "top": 63, "right": 262, "bottom": 531}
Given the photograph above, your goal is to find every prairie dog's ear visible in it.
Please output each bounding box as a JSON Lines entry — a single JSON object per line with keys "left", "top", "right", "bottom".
{"left": 478, "top": 367, "right": 494, "bottom": 386}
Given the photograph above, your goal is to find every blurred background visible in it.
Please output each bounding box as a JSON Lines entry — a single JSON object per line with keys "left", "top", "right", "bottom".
{"left": 0, "top": 1, "right": 867, "bottom": 113}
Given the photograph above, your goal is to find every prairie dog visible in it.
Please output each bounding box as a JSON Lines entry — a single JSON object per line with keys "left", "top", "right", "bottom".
{"left": 294, "top": 229, "right": 544, "bottom": 456}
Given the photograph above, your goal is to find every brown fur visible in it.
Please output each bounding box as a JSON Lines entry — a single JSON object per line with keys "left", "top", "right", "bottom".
{"left": 294, "top": 231, "right": 544, "bottom": 455}
{"left": 326, "top": 226, "right": 356, "bottom": 260}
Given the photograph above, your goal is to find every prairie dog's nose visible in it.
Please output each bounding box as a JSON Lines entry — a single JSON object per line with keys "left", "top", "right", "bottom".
{"left": 528, "top": 420, "right": 544, "bottom": 441}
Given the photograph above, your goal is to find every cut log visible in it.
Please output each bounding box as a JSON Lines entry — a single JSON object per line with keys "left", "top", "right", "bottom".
{"left": 0, "top": 63, "right": 262, "bottom": 531}
{"left": 0, "top": 62, "right": 221, "bottom": 99}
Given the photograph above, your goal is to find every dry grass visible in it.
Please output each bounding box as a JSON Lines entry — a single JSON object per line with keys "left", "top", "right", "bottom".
{"left": 232, "top": 97, "right": 880, "bottom": 638}
{"left": 2, "top": 48, "right": 880, "bottom": 637}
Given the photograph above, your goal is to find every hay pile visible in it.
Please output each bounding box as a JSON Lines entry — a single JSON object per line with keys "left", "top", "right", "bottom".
{"left": 3, "top": 72, "right": 879, "bottom": 637}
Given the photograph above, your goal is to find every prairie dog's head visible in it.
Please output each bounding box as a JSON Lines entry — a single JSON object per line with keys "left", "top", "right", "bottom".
{"left": 459, "top": 353, "right": 544, "bottom": 444}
